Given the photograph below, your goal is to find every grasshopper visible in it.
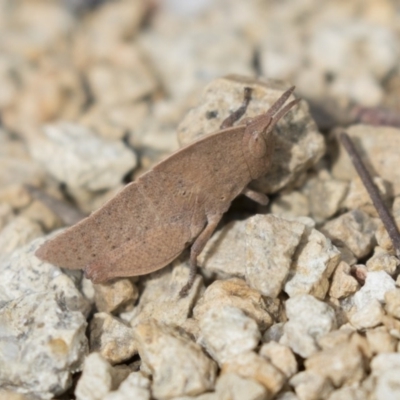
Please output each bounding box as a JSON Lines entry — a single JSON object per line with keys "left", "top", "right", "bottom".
{"left": 36, "top": 86, "right": 299, "bottom": 296}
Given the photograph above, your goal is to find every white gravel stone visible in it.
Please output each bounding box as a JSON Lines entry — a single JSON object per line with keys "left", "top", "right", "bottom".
{"left": 260, "top": 341, "right": 298, "bottom": 379}
{"left": 385, "top": 289, "right": 400, "bottom": 319}
{"left": 198, "top": 219, "right": 247, "bottom": 278}
{"left": 285, "top": 229, "right": 340, "bottom": 299}
{"left": 197, "top": 306, "right": 260, "bottom": 365}
{"left": 133, "top": 319, "right": 217, "bottom": 399}
{"left": 321, "top": 209, "right": 376, "bottom": 259}
{"left": 0, "top": 292, "right": 88, "bottom": 399}
{"left": 214, "top": 372, "right": 268, "bottom": 400}
{"left": 103, "top": 372, "right": 151, "bottom": 400}
{"left": 0, "top": 216, "right": 43, "bottom": 255}
{"left": 371, "top": 353, "right": 400, "bottom": 400}
{"left": 353, "top": 271, "right": 396, "bottom": 310}
{"left": 290, "top": 371, "right": 333, "bottom": 400}
{"left": 350, "top": 299, "right": 384, "bottom": 330}
{"left": 0, "top": 236, "right": 90, "bottom": 314}
{"left": 29, "top": 122, "right": 137, "bottom": 191}
{"left": 129, "top": 263, "right": 202, "bottom": 328}
{"left": 245, "top": 214, "right": 305, "bottom": 298}
{"left": 305, "top": 343, "right": 366, "bottom": 387}
{"left": 281, "top": 295, "right": 336, "bottom": 357}
{"left": 222, "top": 351, "right": 285, "bottom": 397}
{"left": 193, "top": 278, "right": 273, "bottom": 331}
{"left": 90, "top": 312, "right": 137, "bottom": 365}
{"left": 75, "top": 353, "right": 130, "bottom": 400}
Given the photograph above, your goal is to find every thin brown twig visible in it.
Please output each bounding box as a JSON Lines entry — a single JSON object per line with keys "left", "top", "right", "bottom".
{"left": 340, "top": 132, "right": 400, "bottom": 257}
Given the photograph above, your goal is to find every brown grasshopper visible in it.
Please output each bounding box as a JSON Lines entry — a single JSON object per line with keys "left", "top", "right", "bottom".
{"left": 36, "top": 86, "right": 299, "bottom": 296}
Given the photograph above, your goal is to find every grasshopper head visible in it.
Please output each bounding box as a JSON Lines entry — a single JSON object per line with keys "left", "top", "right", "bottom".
{"left": 244, "top": 86, "right": 300, "bottom": 177}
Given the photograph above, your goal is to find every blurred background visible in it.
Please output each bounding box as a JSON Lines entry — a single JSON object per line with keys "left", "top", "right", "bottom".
{"left": 1, "top": 0, "right": 400, "bottom": 220}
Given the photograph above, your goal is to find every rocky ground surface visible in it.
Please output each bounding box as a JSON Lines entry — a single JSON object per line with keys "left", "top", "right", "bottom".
{"left": 1, "top": 0, "right": 400, "bottom": 399}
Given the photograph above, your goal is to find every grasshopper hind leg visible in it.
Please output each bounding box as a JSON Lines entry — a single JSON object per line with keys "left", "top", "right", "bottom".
{"left": 179, "top": 213, "right": 224, "bottom": 297}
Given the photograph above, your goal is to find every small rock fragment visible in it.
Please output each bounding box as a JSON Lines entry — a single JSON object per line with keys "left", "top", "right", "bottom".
{"left": 349, "top": 299, "right": 384, "bottom": 330}
{"left": 197, "top": 306, "right": 260, "bottom": 365}
{"left": 327, "top": 386, "right": 369, "bottom": 400}
{"left": 366, "top": 248, "right": 399, "bottom": 275}
{"left": 270, "top": 191, "right": 310, "bottom": 219}
{"left": 385, "top": 289, "right": 400, "bottom": 319}
{"left": 260, "top": 341, "right": 298, "bottom": 378}
{"left": 305, "top": 343, "right": 366, "bottom": 387}
{"left": 321, "top": 209, "right": 376, "bottom": 259}
{"left": 281, "top": 295, "right": 336, "bottom": 357}
{"left": 0, "top": 292, "right": 88, "bottom": 399}
{"left": 329, "top": 261, "right": 360, "bottom": 299}
{"left": 304, "top": 171, "right": 348, "bottom": 222}
{"left": 103, "top": 372, "right": 151, "bottom": 400}
{"left": 290, "top": 371, "right": 333, "bottom": 400}
{"left": 129, "top": 263, "right": 202, "bottom": 327}
{"left": 198, "top": 219, "right": 247, "bottom": 278}
{"left": 28, "top": 122, "right": 137, "bottom": 191}
{"left": 285, "top": 228, "right": 341, "bottom": 299}
{"left": 0, "top": 216, "right": 43, "bottom": 255}
{"left": 75, "top": 353, "right": 130, "bottom": 400}
{"left": 90, "top": 312, "right": 137, "bottom": 364}
{"left": 343, "top": 176, "right": 391, "bottom": 217}
{"left": 87, "top": 59, "right": 157, "bottom": 106}
{"left": 94, "top": 279, "right": 138, "bottom": 314}
{"left": 353, "top": 271, "right": 396, "bottom": 310}
{"left": 0, "top": 236, "right": 89, "bottom": 314}
{"left": 366, "top": 326, "right": 397, "bottom": 354}
{"left": 134, "top": 319, "right": 217, "bottom": 399}
{"left": 222, "top": 351, "right": 285, "bottom": 397}
{"left": 193, "top": 278, "right": 272, "bottom": 331}
{"left": 214, "top": 373, "right": 268, "bottom": 400}
{"left": 371, "top": 353, "right": 400, "bottom": 400}
{"left": 245, "top": 214, "right": 305, "bottom": 298}
{"left": 333, "top": 125, "right": 400, "bottom": 196}
{"left": 0, "top": 202, "right": 14, "bottom": 231}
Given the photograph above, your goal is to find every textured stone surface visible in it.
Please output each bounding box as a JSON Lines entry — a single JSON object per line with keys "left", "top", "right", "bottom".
{"left": 290, "top": 371, "right": 333, "bottom": 400}
{"left": 94, "top": 279, "right": 138, "bottom": 314}
{"left": 214, "top": 373, "right": 268, "bottom": 400}
{"left": 333, "top": 125, "right": 400, "bottom": 196}
{"left": 271, "top": 191, "right": 310, "bottom": 219}
{"left": 222, "top": 351, "right": 285, "bottom": 397}
{"left": 305, "top": 343, "right": 366, "bottom": 386}
{"left": 0, "top": 216, "right": 43, "bottom": 255}
{"left": 134, "top": 319, "right": 217, "bottom": 399}
{"left": 103, "top": 371, "right": 151, "bottom": 400}
{"left": 260, "top": 341, "right": 298, "bottom": 379}
{"left": 90, "top": 312, "right": 137, "bottom": 365}
{"left": 321, "top": 209, "right": 376, "bottom": 259}
{"left": 28, "top": 122, "right": 137, "bottom": 191}
{"left": 285, "top": 228, "right": 341, "bottom": 299}
{"left": 198, "top": 219, "right": 247, "bottom": 278}
{"left": 193, "top": 278, "right": 273, "bottom": 331}
{"left": 329, "top": 261, "right": 360, "bottom": 299}
{"left": 353, "top": 271, "right": 396, "bottom": 310}
{"left": 197, "top": 306, "right": 260, "bottom": 365}
{"left": 350, "top": 299, "right": 384, "bottom": 330}
{"left": 0, "top": 292, "right": 88, "bottom": 399}
{"left": 245, "top": 214, "right": 305, "bottom": 298}
{"left": 366, "top": 248, "right": 399, "bottom": 275}
{"left": 385, "top": 289, "right": 400, "bottom": 319}
{"left": 75, "top": 353, "right": 130, "bottom": 400}
{"left": 371, "top": 353, "right": 400, "bottom": 400}
{"left": 366, "top": 327, "right": 397, "bottom": 354}
{"left": 304, "top": 172, "right": 348, "bottom": 222}
{"left": 128, "top": 263, "right": 202, "bottom": 328}
{"left": 177, "top": 76, "right": 325, "bottom": 193}
{"left": 281, "top": 295, "right": 336, "bottom": 358}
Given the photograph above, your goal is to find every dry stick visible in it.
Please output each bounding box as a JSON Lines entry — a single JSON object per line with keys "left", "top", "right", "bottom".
{"left": 340, "top": 132, "right": 400, "bottom": 257}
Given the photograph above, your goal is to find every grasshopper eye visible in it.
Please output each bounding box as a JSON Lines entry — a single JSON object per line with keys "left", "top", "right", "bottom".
{"left": 248, "top": 132, "right": 267, "bottom": 158}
